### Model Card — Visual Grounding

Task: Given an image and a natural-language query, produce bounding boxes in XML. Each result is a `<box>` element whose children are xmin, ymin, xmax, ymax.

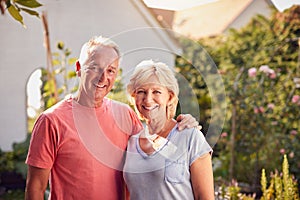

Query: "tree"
<box><xmin>1</xmin><ymin>0</ymin><xmax>42</xmax><ymax>27</ymax></box>
<box><xmin>176</xmin><ymin>5</ymin><xmax>300</xmax><ymax>192</ymax></box>
<box><xmin>211</xmin><ymin>5</ymin><xmax>300</xmax><ymax>190</ymax></box>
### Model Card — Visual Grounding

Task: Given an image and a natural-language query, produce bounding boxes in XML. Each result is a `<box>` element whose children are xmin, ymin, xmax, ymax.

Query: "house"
<box><xmin>150</xmin><ymin>0</ymin><xmax>274</xmax><ymax>39</ymax></box>
<box><xmin>0</xmin><ymin>0</ymin><xmax>181</xmax><ymax>151</ymax></box>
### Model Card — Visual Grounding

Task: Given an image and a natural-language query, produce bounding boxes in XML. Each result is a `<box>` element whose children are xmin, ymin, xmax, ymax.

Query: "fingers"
<box><xmin>175</xmin><ymin>114</ymin><xmax>185</xmax><ymax>122</ymax></box>
<box><xmin>197</xmin><ymin>125</ymin><xmax>202</xmax><ymax>131</ymax></box>
<box><xmin>177</xmin><ymin>114</ymin><xmax>199</xmax><ymax>131</ymax></box>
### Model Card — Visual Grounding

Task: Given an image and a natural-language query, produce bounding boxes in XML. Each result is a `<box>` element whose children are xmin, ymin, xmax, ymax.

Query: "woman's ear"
<box><xmin>168</xmin><ymin>92</ymin><xmax>175</xmax><ymax>105</ymax></box>
<box><xmin>76</xmin><ymin>61</ymin><xmax>81</xmax><ymax>76</ymax></box>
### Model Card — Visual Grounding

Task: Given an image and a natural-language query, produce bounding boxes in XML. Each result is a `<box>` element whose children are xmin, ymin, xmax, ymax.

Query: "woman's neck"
<box><xmin>147</xmin><ymin>118</ymin><xmax>177</xmax><ymax>138</ymax></box>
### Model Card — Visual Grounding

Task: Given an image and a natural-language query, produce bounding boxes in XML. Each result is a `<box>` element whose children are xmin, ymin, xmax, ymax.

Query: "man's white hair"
<box><xmin>78</xmin><ymin>36</ymin><xmax>120</xmax><ymax>67</ymax></box>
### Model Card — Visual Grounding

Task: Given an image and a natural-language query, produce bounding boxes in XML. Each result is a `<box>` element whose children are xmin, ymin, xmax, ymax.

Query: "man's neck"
<box><xmin>73</xmin><ymin>95</ymin><xmax>104</xmax><ymax>108</ymax></box>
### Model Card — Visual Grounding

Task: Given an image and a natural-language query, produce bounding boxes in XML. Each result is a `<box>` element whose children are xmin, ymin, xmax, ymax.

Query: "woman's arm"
<box><xmin>190</xmin><ymin>153</ymin><xmax>214</xmax><ymax>200</ymax></box>
<box><xmin>25</xmin><ymin>165</ymin><xmax>51</xmax><ymax>200</ymax></box>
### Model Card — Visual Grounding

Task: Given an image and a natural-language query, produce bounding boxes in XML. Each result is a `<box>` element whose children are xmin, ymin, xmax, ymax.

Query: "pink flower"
<box><xmin>280</xmin><ymin>148</ymin><xmax>285</xmax><ymax>154</ymax></box>
<box><xmin>290</xmin><ymin>130</ymin><xmax>297</xmax><ymax>135</ymax></box>
<box><xmin>267</xmin><ymin>103</ymin><xmax>275</xmax><ymax>109</ymax></box>
<box><xmin>292</xmin><ymin>95</ymin><xmax>300</xmax><ymax>103</ymax></box>
<box><xmin>254</xmin><ymin>106</ymin><xmax>264</xmax><ymax>113</ymax></box>
<box><xmin>259</xmin><ymin>65</ymin><xmax>276</xmax><ymax>78</ymax></box>
<box><xmin>221</xmin><ymin>132</ymin><xmax>228</xmax><ymax>138</ymax></box>
<box><xmin>289</xmin><ymin>152</ymin><xmax>294</xmax><ymax>158</ymax></box>
<box><xmin>259</xmin><ymin>65</ymin><xmax>270</xmax><ymax>73</ymax></box>
<box><xmin>248</xmin><ymin>68</ymin><xmax>257</xmax><ymax>77</ymax></box>
<box><xmin>259</xmin><ymin>106</ymin><xmax>265</xmax><ymax>113</ymax></box>
<box><xmin>269</xmin><ymin>69</ymin><xmax>276</xmax><ymax>79</ymax></box>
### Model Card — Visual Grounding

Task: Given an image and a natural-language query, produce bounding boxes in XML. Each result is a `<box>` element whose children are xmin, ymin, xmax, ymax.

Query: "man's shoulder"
<box><xmin>105</xmin><ymin>98</ymin><xmax>131</xmax><ymax>110</ymax></box>
<box><xmin>43</xmin><ymin>98</ymin><xmax>71</xmax><ymax>116</ymax></box>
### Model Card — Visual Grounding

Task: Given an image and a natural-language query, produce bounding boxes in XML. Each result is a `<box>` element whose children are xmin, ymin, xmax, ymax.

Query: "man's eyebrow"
<box><xmin>107</xmin><ymin>65</ymin><xmax>118</xmax><ymax>70</ymax></box>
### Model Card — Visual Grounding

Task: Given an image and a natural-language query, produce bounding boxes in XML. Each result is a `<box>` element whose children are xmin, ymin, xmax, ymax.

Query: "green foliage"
<box><xmin>175</xmin><ymin>38</ymin><xmax>226</xmax><ymax>146</ymax></box>
<box><xmin>215</xmin><ymin>155</ymin><xmax>299</xmax><ymax>199</ymax></box>
<box><xmin>1</xmin><ymin>0</ymin><xmax>42</xmax><ymax>27</ymax></box>
<box><xmin>0</xmin><ymin>189</ymin><xmax>24</xmax><ymax>200</ymax></box>
<box><xmin>41</xmin><ymin>41</ymin><xmax>77</xmax><ymax>110</ymax></box>
<box><xmin>200</xmin><ymin>5</ymin><xmax>300</xmax><ymax>188</ymax></box>
<box><xmin>107</xmin><ymin>68</ymin><xmax>128</xmax><ymax>104</ymax></box>
<box><xmin>0</xmin><ymin>134</ymin><xmax>30</xmax><ymax>179</ymax></box>
<box><xmin>0</xmin><ymin>150</ymin><xmax>14</xmax><ymax>173</ymax></box>
<box><xmin>260</xmin><ymin>155</ymin><xmax>299</xmax><ymax>200</ymax></box>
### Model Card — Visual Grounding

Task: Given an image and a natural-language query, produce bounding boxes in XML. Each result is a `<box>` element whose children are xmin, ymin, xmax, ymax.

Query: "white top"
<box><xmin>123</xmin><ymin>124</ymin><xmax>212</xmax><ymax>200</ymax></box>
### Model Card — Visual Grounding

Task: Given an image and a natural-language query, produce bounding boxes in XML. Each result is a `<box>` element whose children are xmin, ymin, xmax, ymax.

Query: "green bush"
<box><xmin>261</xmin><ymin>155</ymin><xmax>299</xmax><ymax>200</ymax></box>
<box><xmin>215</xmin><ymin>155</ymin><xmax>299</xmax><ymax>200</ymax></box>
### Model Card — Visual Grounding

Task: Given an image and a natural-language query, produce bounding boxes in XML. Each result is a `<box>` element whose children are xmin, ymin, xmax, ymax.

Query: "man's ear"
<box><xmin>76</xmin><ymin>61</ymin><xmax>81</xmax><ymax>76</ymax></box>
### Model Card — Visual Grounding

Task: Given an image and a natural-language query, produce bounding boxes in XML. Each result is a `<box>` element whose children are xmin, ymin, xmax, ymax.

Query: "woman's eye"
<box><xmin>153</xmin><ymin>90</ymin><xmax>161</xmax><ymax>94</ymax></box>
<box><xmin>136</xmin><ymin>90</ymin><xmax>145</xmax><ymax>94</ymax></box>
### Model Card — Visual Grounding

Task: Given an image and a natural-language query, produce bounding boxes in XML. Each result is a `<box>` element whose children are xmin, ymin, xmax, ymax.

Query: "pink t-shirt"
<box><xmin>26</xmin><ymin>97</ymin><xmax>142</xmax><ymax>200</ymax></box>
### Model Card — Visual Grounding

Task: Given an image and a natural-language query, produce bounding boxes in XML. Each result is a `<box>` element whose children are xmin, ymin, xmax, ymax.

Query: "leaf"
<box><xmin>52</xmin><ymin>59</ymin><xmax>60</xmax><ymax>66</ymax></box>
<box><xmin>46</xmin><ymin>97</ymin><xmax>56</xmax><ymax>108</ymax></box>
<box><xmin>57</xmin><ymin>41</ymin><xmax>64</xmax><ymax>50</ymax></box>
<box><xmin>52</xmin><ymin>52</ymin><xmax>60</xmax><ymax>58</ymax></box>
<box><xmin>65</xmin><ymin>48</ymin><xmax>71</xmax><ymax>56</ymax></box>
<box><xmin>68</xmin><ymin>57</ymin><xmax>77</xmax><ymax>65</ymax></box>
<box><xmin>7</xmin><ymin>4</ymin><xmax>24</xmax><ymax>26</ymax></box>
<box><xmin>20</xmin><ymin>7</ymin><xmax>39</xmax><ymax>17</ymax></box>
<box><xmin>15</xmin><ymin>0</ymin><xmax>42</xmax><ymax>8</ymax></box>
<box><xmin>57</xmin><ymin>87</ymin><xmax>64</xmax><ymax>95</ymax></box>
<box><xmin>68</xmin><ymin>71</ymin><xmax>76</xmax><ymax>78</ymax></box>
<box><xmin>54</xmin><ymin>68</ymin><xmax>63</xmax><ymax>74</ymax></box>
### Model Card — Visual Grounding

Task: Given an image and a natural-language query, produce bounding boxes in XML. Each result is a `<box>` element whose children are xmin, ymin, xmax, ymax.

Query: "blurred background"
<box><xmin>0</xmin><ymin>0</ymin><xmax>299</xmax><ymax>199</ymax></box>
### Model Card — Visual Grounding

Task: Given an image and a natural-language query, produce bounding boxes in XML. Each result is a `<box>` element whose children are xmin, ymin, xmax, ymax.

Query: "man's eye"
<box><xmin>86</xmin><ymin>67</ymin><xmax>97</xmax><ymax>71</ymax></box>
<box><xmin>153</xmin><ymin>90</ymin><xmax>161</xmax><ymax>94</ymax></box>
<box><xmin>108</xmin><ymin>69</ymin><xmax>116</xmax><ymax>74</ymax></box>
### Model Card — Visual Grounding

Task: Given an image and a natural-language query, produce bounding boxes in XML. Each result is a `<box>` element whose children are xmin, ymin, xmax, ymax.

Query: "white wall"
<box><xmin>225</xmin><ymin>0</ymin><xmax>272</xmax><ymax>31</ymax></box>
<box><xmin>0</xmin><ymin>0</ymin><xmax>179</xmax><ymax>151</ymax></box>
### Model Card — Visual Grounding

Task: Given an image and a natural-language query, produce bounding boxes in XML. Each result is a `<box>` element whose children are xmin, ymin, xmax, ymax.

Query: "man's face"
<box><xmin>79</xmin><ymin>46</ymin><xmax>119</xmax><ymax>106</ymax></box>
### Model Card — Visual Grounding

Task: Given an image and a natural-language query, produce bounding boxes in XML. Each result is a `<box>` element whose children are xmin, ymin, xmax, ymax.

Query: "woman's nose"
<box><xmin>144</xmin><ymin>92</ymin><xmax>153</xmax><ymax>103</ymax></box>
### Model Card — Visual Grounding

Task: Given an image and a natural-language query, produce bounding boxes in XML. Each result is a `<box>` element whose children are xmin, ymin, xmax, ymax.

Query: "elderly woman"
<box><xmin>123</xmin><ymin>60</ymin><xmax>214</xmax><ymax>200</ymax></box>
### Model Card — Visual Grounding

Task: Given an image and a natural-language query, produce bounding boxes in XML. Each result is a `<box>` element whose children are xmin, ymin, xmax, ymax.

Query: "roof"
<box><xmin>145</xmin><ymin>0</ymin><xmax>275</xmax><ymax>39</ymax></box>
<box><xmin>130</xmin><ymin>0</ymin><xmax>182</xmax><ymax>55</ymax></box>
<box><xmin>172</xmin><ymin>0</ymin><xmax>254</xmax><ymax>38</ymax></box>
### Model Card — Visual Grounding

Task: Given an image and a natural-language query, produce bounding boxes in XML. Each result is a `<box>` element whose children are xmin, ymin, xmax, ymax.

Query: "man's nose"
<box><xmin>99</xmin><ymin>71</ymin><xmax>106</xmax><ymax>81</ymax></box>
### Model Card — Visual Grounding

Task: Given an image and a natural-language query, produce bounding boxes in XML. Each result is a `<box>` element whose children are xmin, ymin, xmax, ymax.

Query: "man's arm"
<box><xmin>25</xmin><ymin>165</ymin><xmax>51</xmax><ymax>200</ymax></box>
<box><xmin>176</xmin><ymin>114</ymin><xmax>201</xmax><ymax>131</ymax></box>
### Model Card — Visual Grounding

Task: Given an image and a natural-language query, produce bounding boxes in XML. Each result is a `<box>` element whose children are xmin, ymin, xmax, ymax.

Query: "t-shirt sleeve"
<box><xmin>128</xmin><ymin>108</ymin><xmax>143</xmax><ymax>135</ymax></box>
<box><xmin>110</xmin><ymin>101</ymin><xmax>143</xmax><ymax>136</ymax></box>
<box><xmin>25</xmin><ymin>114</ymin><xmax>58</xmax><ymax>169</ymax></box>
<box><xmin>188</xmin><ymin>128</ymin><xmax>213</xmax><ymax>166</ymax></box>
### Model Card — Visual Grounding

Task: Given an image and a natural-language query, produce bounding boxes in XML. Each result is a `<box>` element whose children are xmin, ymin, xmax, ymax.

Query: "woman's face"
<box><xmin>134</xmin><ymin>76</ymin><xmax>172</xmax><ymax>122</ymax></box>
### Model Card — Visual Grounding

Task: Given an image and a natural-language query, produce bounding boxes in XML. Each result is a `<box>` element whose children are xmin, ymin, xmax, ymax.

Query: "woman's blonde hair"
<box><xmin>127</xmin><ymin>60</ymin><xmax>179</xmax><ymax>119</ymax></box>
